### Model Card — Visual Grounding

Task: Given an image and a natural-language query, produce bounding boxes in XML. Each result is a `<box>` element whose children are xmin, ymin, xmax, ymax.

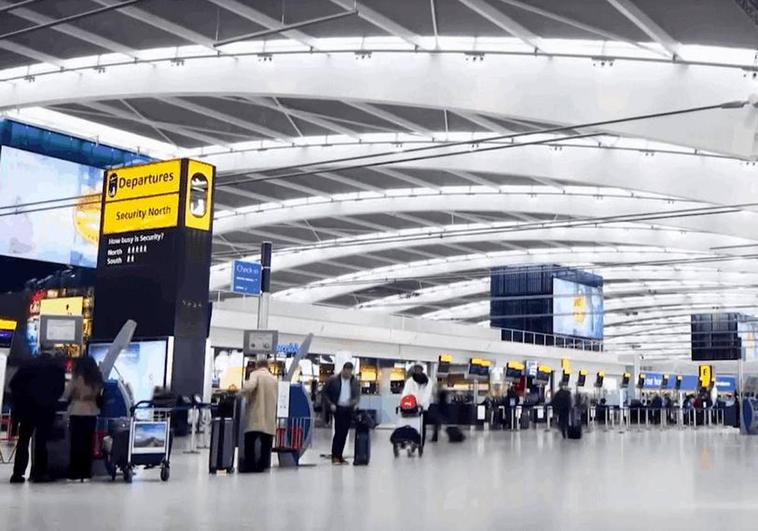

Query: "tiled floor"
<box><xmin>2</xmin><ymin>426</ymin><xmax>758</xmax><ymax>530</ymax></box>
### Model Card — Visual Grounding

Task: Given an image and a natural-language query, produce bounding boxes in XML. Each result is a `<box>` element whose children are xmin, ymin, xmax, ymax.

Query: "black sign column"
<box><xmin>92</xmin><ymin>158</ymin><xmax>216</xmax><ymax>396</ymax></box>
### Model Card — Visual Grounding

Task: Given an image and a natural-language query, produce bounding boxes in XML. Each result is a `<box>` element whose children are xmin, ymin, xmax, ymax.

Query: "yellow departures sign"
<box><xmin>102</xmin><ymin>160</ymin><xmax>182</xmax><ymax>235</ymax></box>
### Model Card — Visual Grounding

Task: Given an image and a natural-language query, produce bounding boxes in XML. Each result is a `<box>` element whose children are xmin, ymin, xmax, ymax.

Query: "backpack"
<box><xmin>400</xmin><ymin>394</ymin><xmax>418</xmax><ymax>411</ymax></box>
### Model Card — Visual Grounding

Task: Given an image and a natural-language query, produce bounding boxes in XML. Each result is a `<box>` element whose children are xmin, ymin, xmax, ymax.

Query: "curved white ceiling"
<box><xmin>2</xmin><ymin>2</ymin><xmax>757</xmax><ymax>361</ymax></box>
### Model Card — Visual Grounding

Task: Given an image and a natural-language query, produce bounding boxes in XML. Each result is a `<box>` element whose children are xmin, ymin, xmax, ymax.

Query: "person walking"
<box><xmin>64</xmin><ymin>357</ymin><xmax>103</xmax><ymax>481</ymax></box>
<box><xmin>323</xmin><ymin>362</ymin><xmax>360</xmax><ymax>464</ymax></box>
<box><xmin>551</xmin><ymin>384</ymin><xmax>573</xmax><ymax>439</ymax></box>
<box><xmin>9</xmin><ymin>350</ymin><xmax>65</xmax><ymax>483</ymax></box>
<box><xmin>241</xmin><ymin>359</ymin><xmax>278</xmax><ymax>472</ymax></box>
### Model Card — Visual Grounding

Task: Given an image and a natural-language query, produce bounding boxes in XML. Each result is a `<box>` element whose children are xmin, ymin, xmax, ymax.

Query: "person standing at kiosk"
<box><xmin>241</xmin><ymin>359</ymin><xmax>278</xmax><ymax>473</ymax></box>
<box><xmin>64</xmin><ymin>357</ymin><xmax>103</xmax><ymax>481</ymax></box>
<box><xmin>9</xmin><ymin>350</ymin><xmax>65</xmax><ymax>483</ymax></box>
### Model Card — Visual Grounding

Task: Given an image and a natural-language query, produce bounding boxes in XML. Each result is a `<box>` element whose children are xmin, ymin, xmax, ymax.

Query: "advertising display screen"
<box><xmin>0</xmin><ymin>146</ymin><xmax>102</xmax><ymax>267</ymax></box>
<box><xmin>738</xmin><ymin>319</ymin><xmax>758</xmax><ymax>361</ymax></box>
<box><xmin>88</xmin><ymin>339</ymin><xmax>168</xmax><ymax>405</ymax></box>
<box><xmin>552</xmin><ymin>278</ymin><xmax>603</xmax><ymax>339</ymax></box>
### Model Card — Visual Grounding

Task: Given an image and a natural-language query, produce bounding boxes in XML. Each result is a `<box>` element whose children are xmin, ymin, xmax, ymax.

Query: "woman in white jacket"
<box><xmin>401</xmin><ymin>365</ymin><xmax>433</xmax><ymax>444</ymax></box>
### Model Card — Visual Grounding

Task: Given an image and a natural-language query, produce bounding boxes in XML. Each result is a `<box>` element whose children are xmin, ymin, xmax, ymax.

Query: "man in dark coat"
<box><xmin>9</xmin><ymin>351</ymin><xmax>65</xmax><ymax>483</ymax></box>
<box><xmin>551</xmin><ymin>384</ymin><xmax>573</xmax><ymax>439</ymax></box>
<box><xmin>323</xmin><ymin>362</ymin><xmax>360</xmax><ymax>464</ymax></box>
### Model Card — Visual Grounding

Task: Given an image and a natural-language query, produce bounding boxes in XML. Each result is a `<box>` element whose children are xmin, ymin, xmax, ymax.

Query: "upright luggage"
<box><xmin>567</xmin><ymin>407</ymin><xmax>582</xmax><ymax>439</ymax></box>
<box><xmin>353</xmin><ymin>410</ymin><xmax>374</xmax><ymax>466</ymax></box>
<box><xmin>353</xmin><ymin>429</ymin><xmax>371</xmax><ymax>465</ymax></box>
<box><xmin>209</xmin><ymin>417</ymin><xmax>235</xmax><ymax>474</ymax></box>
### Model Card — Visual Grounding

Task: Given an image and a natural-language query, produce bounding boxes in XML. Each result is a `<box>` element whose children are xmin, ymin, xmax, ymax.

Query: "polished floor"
<box><xmin>2</xmin><ymin>425</ymin><xmax>758</xmax><ymax>530</ymax></box>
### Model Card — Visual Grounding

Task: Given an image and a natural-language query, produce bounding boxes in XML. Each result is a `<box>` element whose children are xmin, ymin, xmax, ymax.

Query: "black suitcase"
<box><xmin>353</xmin><ymin>429</ymin><xmax>370</xmax><ymax>466</ymax></box>
<box><xmin>567</xmin><ymin>407</ymin><xmax>582</xmax><ymax>439</ymax></box>
<box><xmin>209</xmin><ymin>418</ymin><xmax>235</xmax><ymax>474</ymax></box>
<box><xmin>446</xmin><ymin>426</ymin><xmax>465</xmax><ymax>443</ymax></box>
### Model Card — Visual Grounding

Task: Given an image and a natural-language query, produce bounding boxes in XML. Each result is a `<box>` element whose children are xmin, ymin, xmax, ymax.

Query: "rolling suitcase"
<box><xmin>446</xmin><ymin>426</ymin><xmax>465</xmax><ymax>443</ymax></box>
<box><xmin>209</xmin><ymin>418</ymin><xmax>235</xmax><ymax>474</ymax></box>
<box><xmin>353</xmin><ymin>429</ymin><xmax>370</xmax><ymax>466</ymax></box>
<box><xmin>567</xmin><ymin>407</ymin><xmax>582</xmax><ymax>440</ymax></box>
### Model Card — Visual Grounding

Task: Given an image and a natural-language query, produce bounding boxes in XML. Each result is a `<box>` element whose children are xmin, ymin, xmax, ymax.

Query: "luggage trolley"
<box><xmin>390</xmin><ymin>395</ymin><xmax>424</xmax><ymax>458</ymax></box>
<box><xmin>103</xmin><ymin>400</ymin><xmax>173</xmax><ymax>483</ymax></box>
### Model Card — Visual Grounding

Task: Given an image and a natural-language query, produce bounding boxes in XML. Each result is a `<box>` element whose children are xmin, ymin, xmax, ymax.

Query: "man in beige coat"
<box><xmin>242</xmin><ymin>359</ymin><xmax>278</xmax><ymax>472</ymax></box>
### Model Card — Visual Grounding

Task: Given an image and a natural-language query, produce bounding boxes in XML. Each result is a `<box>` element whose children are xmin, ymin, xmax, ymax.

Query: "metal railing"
<box><xmin>489</xmin><ymin>405</ymin><xmax>733</xmax><ymax>433</ymax></box>
<box><xmin>499</xmin><ymin>328</ymin><xmax>604</xmax><ymax>352</ymax></box>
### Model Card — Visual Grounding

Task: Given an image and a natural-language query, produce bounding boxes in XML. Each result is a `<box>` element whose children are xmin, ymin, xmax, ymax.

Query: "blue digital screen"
<box><xmin>552</xmin><ymin>278</ymin><xmax>604</xmax><ymax>339</ymax></box>
<box><xmin>0</xmin><ymin>146</ymin><xmax>102</xmax><ymax>267</ymax></box>
<box><xmin>88</xmin><ymin>340</ymin><xmax>167</xmax><ymax>406</ymax></box>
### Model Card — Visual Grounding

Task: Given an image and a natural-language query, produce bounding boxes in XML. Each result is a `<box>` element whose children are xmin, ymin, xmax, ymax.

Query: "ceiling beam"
<box><xmin>80</xmin><ymin>101</ymin><xmax>231</xmax><ymax>147</ymax></box>
<box><xmin>497</xmin><ymin>0</ymin><xmax>669</xmax><ymax>58</ymax></box>
<box><xmin>329</xmin><ymin>0</ymin><xmax>431</xmax><ymax>50</ymax></box>
<box><xmin>158</xmin><ymin>97</ymin><xmax>288</xmax><ymax>139</ymax></box>
<box><xmin>453</xmin><ymin>111</ymin><xmax>513</xmax><ymax>134</ymax></box>
<box><xmin>92</xmin><ymin>0</ymin><xmax>218</xmax><ymax>51</ymax></box>
<box><xmin>345</xmin><ymin>101</ymin><xmax>433</xmax><ymax>135</ymax></box>
<box><xmin>241</xmin><ymin>97</ymin><xmax>358</xmax><ymax>137</ymax></box>
<box><xmin>0</xmin><ymin>40</ymin><xmax>64</xmax><ymax>66</ymax></box>
<box><xmin>0</xmin><ymin>0</ymin><xmax>137</xmax><ymax>57</ymax></box>
<box><xmin>607</xmin><ymin>0</ymin><xmax>680</xmax><ymax>58</ymax></box>
<box><xmin>369</xmin><ymin>167</ymin><xmax>441</xmax><ymax>190</ymax></box>
<box><xmin>205</xmin><ymin>0</ymin><xmax>321</xmax><ymax>49</ymax></box>
<box><xmin>459</xmin><ymin>0</ymin><xmax>541</xmax><ymax>50</ymax></box>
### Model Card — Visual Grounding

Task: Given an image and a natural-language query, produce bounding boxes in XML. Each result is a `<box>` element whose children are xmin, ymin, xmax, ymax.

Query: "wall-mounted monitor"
<box><xmin>561</xmin><ymin>370</ymin><xmax>570</xmax><ymax>385</ymax></box>
<box><xmin>595</xmin><ymin>371</ymin><xmax>605</xmax><ymax>388</ymax></box>
<box><xmin>0</xmin><ymin>318</ymin><xmax>16</xmax><ymax>349</ymax></box>
<box><xmin>553</xmin><ymin>278</ymin><xmax>603</xmax><ymax>339</ymax></box>
<box><xmin>438</xmin><ymin>353</ymin><xmax>453</xmax><ymax>375</ymax></box>
<box><xmin>468</xmin><ymin>358</ymin><xmax>491</xmax><ymax>379</ymax></box>
<box><xmin>88</xmin><ymin>339</ymin><xmax>168</xmax><ymax>406</ymax></box>
<box><xmin>505</xmin><ymin>361</ymin><xmax>524</xmax><ymax>380</ymax></box>
<box><xmin>577</xmin><ymin>370</ymin><xmax>587</xmax><ymax>387</ymax></box>
<box><xmin>621</xmin><ymin>372</ymin><xmax>631</xmax><ymax>388</ymax></box>
<box><xmin>535</xmin><ymin>365</ymin><xmax>551</xmax><ymax>384</ymax></box>
<box><xmin>39</xmin><ymin>314</ymin><xmax>83</xmax><ymax>348</ymax></box>
<box><xmin>0</xmin><ymin>146</ymin><xmax>102</xmax><ymax>267</ymax></box>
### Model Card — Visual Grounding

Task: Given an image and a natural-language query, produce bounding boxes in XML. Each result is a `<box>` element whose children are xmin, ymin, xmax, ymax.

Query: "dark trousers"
<box><xmin>244</xmin><ymin>431</ymin><xmax>273</xmax><ymax>473</ymax></box>
<box><xmin>13</xmin><ymin>410</ymin><xmax>54</xmax><ymax>479</ymax></box>
<box><xmin>332</xmin><ymin>407</ymin><xmax>352</xmax><ymax>459</ymax></box>
<box><xmin>558</xmin><ymin>413</ymin><xmax>569</xmax><ymax>439</ymax></box>
<box><xmin>69</xmin><ymin>416</ymin><xmax>97</xmax><ymax>480</ymax></box>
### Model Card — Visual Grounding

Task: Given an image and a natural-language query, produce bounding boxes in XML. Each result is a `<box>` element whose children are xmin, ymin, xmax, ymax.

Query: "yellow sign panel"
<box><xmin>439</xmin><ymin>353</ymin><xmax>453</xmax><ymax>363</ymax></box>
<box><xmin>184</xmin><ymin>160</ymin><xmax>214</xmax><ymax>231</ymax></box>
<box><xmin>103</xmin><ymin>194</ymin><xmax>180</xmax><ymax>235</ymax></box>
<box><xmin>0</xmin><ymin>319</ymin><xmax>17</xmax><ymax>330</ymax></box>
<box><xmin>40</xmin><ymin>297</ymin><xmax>83</xmax><ymax>316</ymax></box>
<box><xmin>104</xmin><ymin>160</ymin><xmax>182</xmax><ymax>203</ymax></box>
<box><xmin>538</xmin><ymin>365</ymin><xmax>552</xmax><ymax>374</ymax></box>
<box><xmin>699</xmin><ymin>365</ymin><xmax>713</xmax><ymax>389</ymax></box>
<box><xmin>507</xmin><ymin>361</ymin><xmax>525</xmax><ymax>371</ymax></box>
<box><xmin>561</xmin><ymin>358</ymin><xmax>570</xmax><ymax>372</ymax></box>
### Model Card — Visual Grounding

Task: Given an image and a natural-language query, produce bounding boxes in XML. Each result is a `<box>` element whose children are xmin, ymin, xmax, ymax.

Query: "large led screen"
<box><xmin>553</xmin><ymin>278</ymin><xmax>603</xmax><ymax>339</ymax></box>
<box><xmin>0</xmin><ymin>146</ymin><xmax>102</xmax><ymax>267</ymax></box>
<box><xmin>738</xmin><ymin>319</ymin><xmax>758</xmax><ymax>361</ymax></box>
<box><xmin>88</xmin><ymin>339</ymin><xmax>168</xmax><ymax>406</ymax></box>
